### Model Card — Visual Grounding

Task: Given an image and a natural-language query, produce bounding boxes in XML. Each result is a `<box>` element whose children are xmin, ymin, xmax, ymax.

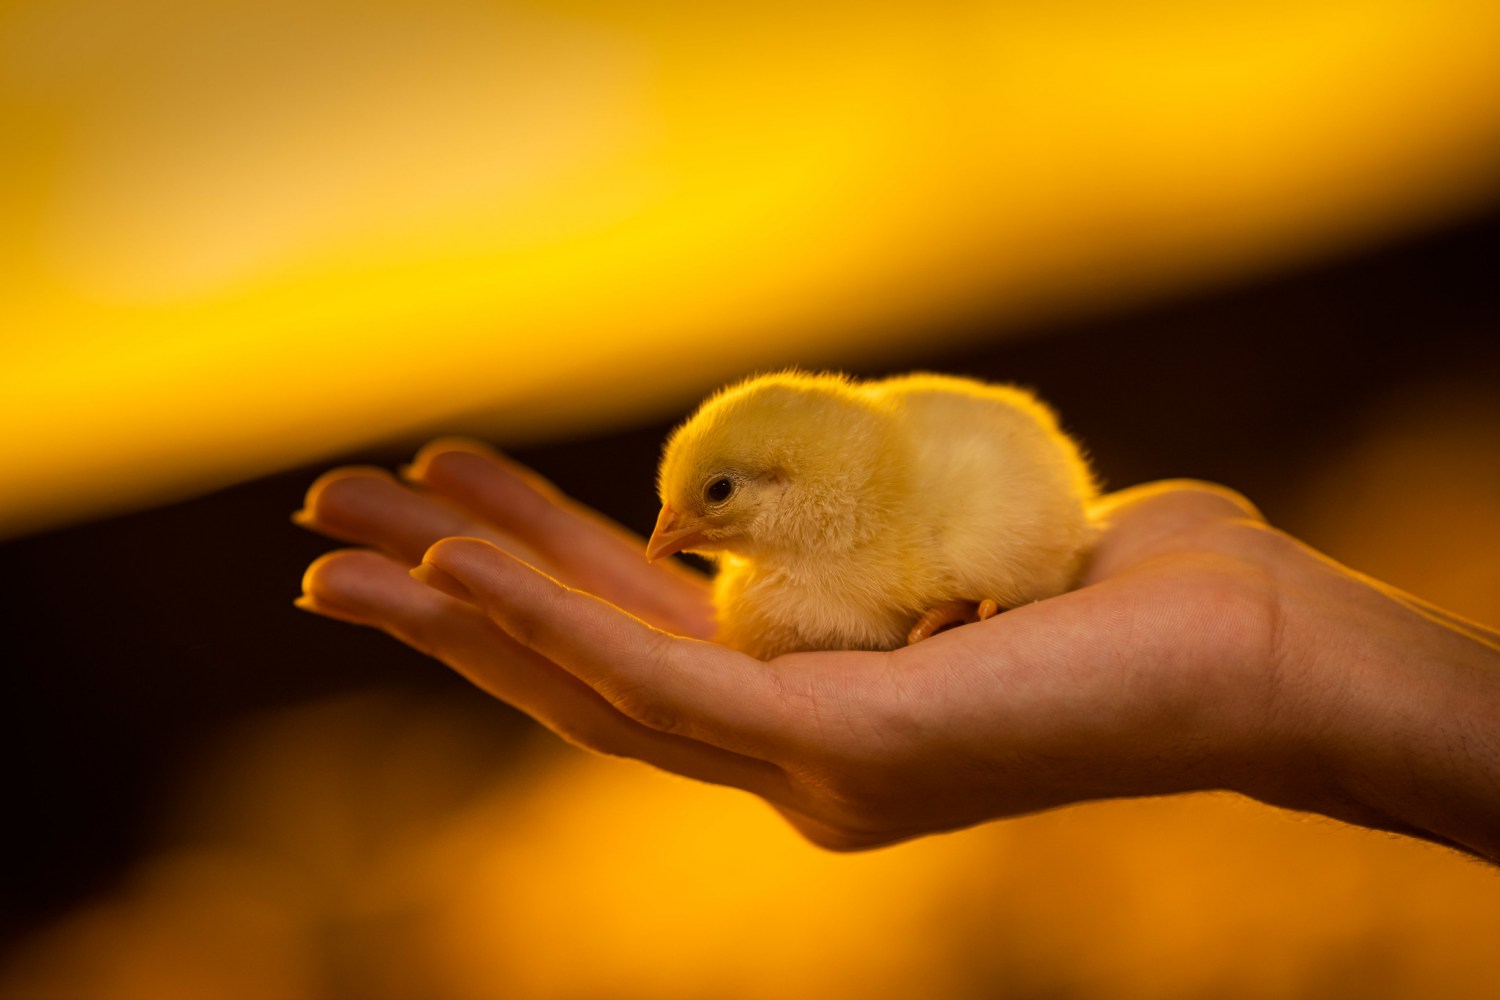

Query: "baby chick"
<box><xmin>647</xmin><ymin>371</ymin><xmax>1097</xmax><ymax>659</ymax></box>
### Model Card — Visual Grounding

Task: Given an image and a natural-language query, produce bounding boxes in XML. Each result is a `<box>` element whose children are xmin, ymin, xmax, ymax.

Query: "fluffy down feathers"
<box><xmin>649</xmin><ymin>371</ymin><xmax>1097</xmax><ymax>659</ymax></box>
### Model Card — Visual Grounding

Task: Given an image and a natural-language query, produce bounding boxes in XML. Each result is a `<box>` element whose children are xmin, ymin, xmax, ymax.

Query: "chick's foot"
<box><xmin>907</xmin><ymin>599</ymin><xmax>1002</xmax><ymax>644</ymax></box>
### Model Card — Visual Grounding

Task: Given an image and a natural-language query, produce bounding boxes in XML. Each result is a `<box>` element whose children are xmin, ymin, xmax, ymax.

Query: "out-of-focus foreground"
<box><xmin>3</xmin><ymin>1</ymin><xmax>1499</xmax><ymax>997</ymax></box>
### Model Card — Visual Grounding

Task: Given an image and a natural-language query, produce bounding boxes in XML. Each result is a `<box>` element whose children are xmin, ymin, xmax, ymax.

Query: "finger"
<box><xmin>1090</xmin><ymin>479</ymin><xmax>1264</xmax><ymax>526</ymax></box>
<box><xmin>1084</xmin><ymin>479</ymin><xmax>1268</xmax><ymax>583</ymax></box>
<box><xmin>403</xmin><ymin>439</ymin><xmax>714</xmax><ymax>638</ymax></box>
<box><xmin>421</xmin><ymin>536</ymin><xmax>793</xmax><ymax>759</ymax></box>
<box><xmin>294</xmin><ymin>466</ymin><xmax>545</xmax><ymax>568</ymax></box>
<box><xmin>298</xmin><ymin>549</ymin><xmax>793</xmax><ymax>801</ymax></box>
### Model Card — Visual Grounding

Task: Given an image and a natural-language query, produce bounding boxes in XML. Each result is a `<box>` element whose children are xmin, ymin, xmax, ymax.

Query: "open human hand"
<box><xmin>297</xmin><ymin>439</ymin><xmax>1500</xmax><ymax>858</ymax></box>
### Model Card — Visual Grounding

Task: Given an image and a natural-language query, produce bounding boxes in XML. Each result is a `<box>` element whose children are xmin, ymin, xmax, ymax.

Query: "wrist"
<box><xmin>1254</xmin><ymin>550</ymin><xmax>1500</xmax><ymax>862</ymax></box>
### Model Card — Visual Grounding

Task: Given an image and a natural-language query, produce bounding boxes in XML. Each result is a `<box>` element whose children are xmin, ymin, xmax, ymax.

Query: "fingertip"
<box><xmin>410</xmin><ymin>562</ymin><xmax>476</xmax><ymax>604</ymax></box>
<box><xmin>422</xmin><ymin>537</ymin><xmax>562</xmax><ymax>629</ymax></box>
<box><xmin>298</xmin><ymin>551</ymin><xmax>379</xmax><ymax>623</ymax></box>
<box><xmin>303</xmin><ymin>465</ymin><xmax>398</xmax><ymax>500</ymax></box>
<box><xmin>420</xmin><ymin>536</ymin><xmax>509</xmax><ymax>593</ymax></box>
<box><xmin>299</xmin><ymin>465</ymin><xmax>400</xmax><ymax>525</ymax></box>
<box><xmin>1093</xmin><ymin>479</ymin><xmax>1264</xmax><ymax>525</ymax></box>
<box><xmin>293</xmin><ymin>593</ymin><xmax>370</xmax><ymax>626</ymax></box>
<box><xmin>300</xmin><ymin>548</ymin><xmax>408</xmax><ymax>617</ymax></box>
<box><xmin>300</xmin><ymin>548</ymin><xmax>357</xmax><ymax>596</ymax></box>
<box><xmin>405</xmin><ymin>437</ymin><xmax>500</xmax><ymax>483</ymax></box>
<box><xmin>422</xmin><ymin>534</ymin><xmax>504</xmax><ymax>568</ymax></box>
<box><xmin>407</xmin><ymin>441</ymin><xmax>564</xmax><ymax>522</ymax></box>
<box><xmin>424</xmin><ymin>434</ymin><xmax>499</xmax><ymax>457</ymax></box>
<box><xmin>1145</xmin><ymin>479</ymin><xmax>1263</xmax><ymax>520</ymax></box>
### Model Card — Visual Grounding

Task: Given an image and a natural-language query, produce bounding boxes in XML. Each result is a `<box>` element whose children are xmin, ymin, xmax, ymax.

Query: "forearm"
<box><xmin>1269</xmin><ymin>555</ymin><xmax>1500</xmax><ymax>864</ymax></box>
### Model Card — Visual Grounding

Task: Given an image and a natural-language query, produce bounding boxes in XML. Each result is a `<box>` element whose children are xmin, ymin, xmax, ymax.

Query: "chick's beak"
<box><xmin>646</xmin><ymin>504</ymin><xmax>708</xmax><ymax>562</ymax></box>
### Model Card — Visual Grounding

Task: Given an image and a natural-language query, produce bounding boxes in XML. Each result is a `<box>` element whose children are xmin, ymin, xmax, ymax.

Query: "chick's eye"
<box><xmin>706</xmin><ymin>477</ymin><xmax>734</xmax><ymax>503</ymax></box>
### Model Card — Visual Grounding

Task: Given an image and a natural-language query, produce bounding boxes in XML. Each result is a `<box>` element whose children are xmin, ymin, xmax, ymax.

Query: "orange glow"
<box><xmin>3</xmin><ymin>0</ymin><xmax>1500</xmax><ymax>536</ymax></box>
<box><xmin>7</xmin><ymin>368</ymin><xmax>1500</xmax><ymax>993</ymax></box>
<box><xmin>5</xmin><ymin>690</ymin><xmax>1500</xmax><ymax>999</ymax></box>
<box><xmin>6</xmin><ymin>4</ymin><xmax>1500</xmax><ymax>994</ymax></box>
<box><xmin>9</xmin><ymin>368</ymin><xmax>1500</xmax><ymax>997</ymax></box>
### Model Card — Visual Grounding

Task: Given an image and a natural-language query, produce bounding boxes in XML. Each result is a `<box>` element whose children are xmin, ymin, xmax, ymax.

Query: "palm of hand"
<box><xmin>299</xmin><ymin>439</ymin><xmax>1280</xmax><ymax>849</ymax></box>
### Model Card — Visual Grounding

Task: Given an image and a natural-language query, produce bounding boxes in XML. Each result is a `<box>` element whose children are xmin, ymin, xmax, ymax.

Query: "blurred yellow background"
<box><xmin>3</xmin><ymin>0</ymin><xmax>1500</xmax><ymax>537</ymax></box>
<box><xmin>8</xmin><ymin>686</ymin><xmax>1500</xmax><ymax>1000</ymax></box>
<box><xmin>3</xmin><ymin>0</ymin><xmax>1499</xmax><ymax>997</ymax></box>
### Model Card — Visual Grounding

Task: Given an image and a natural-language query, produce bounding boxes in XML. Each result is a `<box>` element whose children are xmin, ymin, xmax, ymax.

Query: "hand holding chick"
<box><xmin>648</xmin><ymin>372</ymin><xmax>1097</xmax><ymax>658</ymax></box>
<box><xmin>296</xmin><ymin>437</ymin><xmax>1500</xmax><ymax>861</ymax></box>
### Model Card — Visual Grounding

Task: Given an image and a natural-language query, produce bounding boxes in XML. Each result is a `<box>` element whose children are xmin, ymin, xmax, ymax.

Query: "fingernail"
<box><xmin>411</xmin><ymin>562</ymin><xmax>476</xmax><ymax>604</ymax></box>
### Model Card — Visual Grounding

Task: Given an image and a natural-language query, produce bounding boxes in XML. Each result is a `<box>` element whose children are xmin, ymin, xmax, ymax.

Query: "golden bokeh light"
<box><xmin>4</xmin><ymin>2</ymin><xmax>1499</xmax><ymax>996</ymax></box>
<box><xmin>3</xmin><ymin>0</ymin><xmax>1500</xmax><ymax>536</ymax></box>
<box><xmin>5</xmin><ymin>682</ymin><xmax>1500</xmax><ymax>999</ymax></box>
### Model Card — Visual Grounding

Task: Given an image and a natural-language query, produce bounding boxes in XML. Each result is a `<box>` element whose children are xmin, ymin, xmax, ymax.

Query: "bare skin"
<box><xmin>296</xmin><ymin>438</ymin><xmax>1500</xmax><ymax>862</ymax></box>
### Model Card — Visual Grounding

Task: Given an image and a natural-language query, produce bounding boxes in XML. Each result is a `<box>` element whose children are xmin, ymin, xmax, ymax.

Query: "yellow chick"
<box><xmin>647</xmin><ymin>371</ymin><xmax>1098</xmax><ymax>659</ymax></box>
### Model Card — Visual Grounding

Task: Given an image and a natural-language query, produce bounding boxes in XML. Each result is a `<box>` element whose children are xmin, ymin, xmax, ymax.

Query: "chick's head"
<box><xmin>648</xmin><ymin>372</ymin><xmax>893</xmax><ymax>563</ymax></box>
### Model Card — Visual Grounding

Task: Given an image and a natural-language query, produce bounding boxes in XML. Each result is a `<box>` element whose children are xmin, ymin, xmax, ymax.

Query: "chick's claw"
<box><xmin>907</xmin><ymin>599</ymin><xmax>1002</xmax><ymax>644</ymax></box>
